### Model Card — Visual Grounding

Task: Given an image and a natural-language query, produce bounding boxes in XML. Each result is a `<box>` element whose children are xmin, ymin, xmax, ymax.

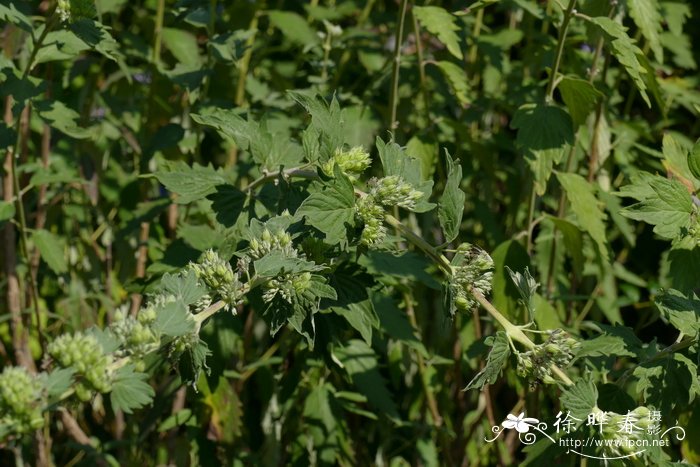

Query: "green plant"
<box><xmin>1</xmin><ymin>0</ymin><xmax>699</xmax><ymax>465</ymax></box>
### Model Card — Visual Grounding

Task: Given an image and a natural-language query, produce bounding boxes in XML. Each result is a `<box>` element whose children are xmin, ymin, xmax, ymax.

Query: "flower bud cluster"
<box><xmin>246</xmin><ymin>229</ymin><xmax>314</xmax><ymax>304</ymax></box>
<box><xmin>262</xmin><ymin>271</ymin><xmax>312</xmax><ymax>303</ymax></box>
<box><xmin>321</xmin><ymin>146</ymin><xmax>371</xmax><ymax>180</ymax></box>
<box><xmin>189</xmin><ymin>249</ymin><xmax>243</xmax><ymax>311</ymax></box>
<box><xmin>111</xmin><ymin>307</ymin><xmax>160</xmax><ymax>361</ymax></box>
<box><xmin>57</xmin><ymin>0</ymin><xmax>96</xmax><ymax>23</ymax></box>
<box><xmin>48</xmin><ymin>332</ymin><xmax>113</xmax><ymax>400</ymax></box>
<box><xmin>355</xmin><ymin>195</ymin><xmax>387</xmax><ymax>246</ymax></box>
<box><xmin>355</xmin><ymin>176</ymin><xmax>423</xmax><ymax>246</ymax></box>
<box><xmin>598</xmin><ymin>406</ymin><xmax>653</xmax><ymax>457</ymax></box>
<box><xmin>516</xmin><ymin>329</ymin><xmax>579</xmax><ymax>386</ymax></box>
<box><xmin>0</xmin><ymin>367</ymin><xmax>45</xmax><ymax>436</ymax></box>
<box><xmin>451</xmin><ymin>243</ymin><xmax>494</xmax><ymax>311</ymax></box>
<box><xmin>248</xmin><ymin>229</ymin><xmax>297</xmax><ymax>260</ymax></box>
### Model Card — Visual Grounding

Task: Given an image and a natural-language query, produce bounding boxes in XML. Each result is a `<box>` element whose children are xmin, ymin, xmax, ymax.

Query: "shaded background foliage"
<box><xmin>1</xmin><ymin>0</ymin><xmax>700</xmax><ymax>465</ymax></box>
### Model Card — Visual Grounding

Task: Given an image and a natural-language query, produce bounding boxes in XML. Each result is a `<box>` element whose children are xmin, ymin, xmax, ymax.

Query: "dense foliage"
<box><xmin>1</xmin><ymin>0</ymin><xmax>700</xmax><ymax>465</ymax></box>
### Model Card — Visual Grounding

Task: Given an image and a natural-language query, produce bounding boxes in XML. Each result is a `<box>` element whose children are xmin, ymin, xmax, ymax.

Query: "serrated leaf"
<box><xmin>253</xmin><ymin>251</ymin><xmax>325</xmax><ymax>277</ymax></box>
<box><xmin>110</xmin><ymin>364</ymin><xmax>155</xmax><ymax>414</ymax></box>
<box><xmin>558</xmin><ymin>76</ymin><xmax>603</xmax><ymax>127</ymax></box>
<box><xmin>376</xmin><ymin>137</ymin><xmax>435</xmax><ymax>212</ymax></box>
<box><xmin>152</xmin><ymin>160</ymin><xmax>228</xmax><ymax>204</ymax></box>
<box><xmin>295</xmin><ymin>167</ymin><xmax>355</xmax><ymax>245</ymax></box>
<box><xmin>589</xmin><ymin>16</ymin><xmax>650</xmax><ymax>107</ymax></box>
<box><xmin>268</xmin><ymin>10</ymin><xmax>319</xmax><ymax>47</ymax></box>
<box><xmin>561</xmin><ymin>375</ymin><xmax>598</xmax><ymax>420</ymax></box>
<box><xmin>433</xmin><ymin>61</ymin><xmax>469</xmax><ymax>105</ymax></box>
<box><xmin>35</xmin><ymin>100</ymin><xmax>92</xmax><ymax>139</ymax></box>
<box><xmin>655</xmin><ymin>289</ymin><xmax>700</xmax><ymax>337</ymax></box>
<box><xmin>33</xmin><ymin>229</ymin><xmax>67</xmax><ymax>274</ymax></box>
<box><xmin>618</xmin><ymin>173</ymin><xmax>693</xmax><ymax>240</ymax></box>
<box><xmin>179</xmin><ymin>338</ymin><xmax>211</xmax><ymax>386</ymax></box>
<box><xmin>465</xmin><ymin>332</ymin><xmax>511</xmax><ymax>390</ymax></box>
<box><xmin>634</xmin><ymin>353</ymin><xmax>699</xmax><ymax>414</ymax></box>
<box><xmin>556</xmin><ymin>172</ymin><xmax>609</xmax><ymax>261</ymax></box>
<box><xmin>627</xmin><ymin>0</ymin><xmax>663</xmax><ymax>63</ymax></box>
<box><xmin>438</xmin><ymin>152</ymin><xmax>465</xmax><ymax>243</ymax></box>
<box><xmin>511</xmin><ymin>104</ymin><xmax>574</xmax><ymax>195</ymax></box>
<box><xmin>158</xmin><ymin>270</ymin><xmax>207</xmax><ymax>306</ymax></box>
<box><xmin>334</xmin><ymin>339</ymin><xmax>399</xmax><ymax>418</ymax></box>
<box><xmin>413</xmin><ymin>6</ymin><xmax>463</xmax><ymax>59</ymax></box>
<box><xmin>45</xmin><ymin>368</ymin><xmax>75</xmax><ymax>398</ymax></box>
<box><xmin>0</xmin><ymin>2</ymin><xmax>33</xmax><ymax>32</ymax></box>
<box><xmin>153</xmin><ymin>301</ymin><xmax>195</xmax><ymax>337</ymax></box>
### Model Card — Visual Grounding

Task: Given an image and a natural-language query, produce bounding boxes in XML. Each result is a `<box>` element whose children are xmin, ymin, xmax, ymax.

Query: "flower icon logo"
<box><xmin>502</xmin><ymin>412</ymin><xmax>539</xmax><ymax>433</ymax></box>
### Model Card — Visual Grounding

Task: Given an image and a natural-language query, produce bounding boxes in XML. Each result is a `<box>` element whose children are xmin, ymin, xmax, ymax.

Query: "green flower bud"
<box><xmin>0</xmin><ymin>367</ymin><xmax>46</xmax><ymax>437</ymax></box>
<box><xmin>322</xmin><ymin>146</ymin><xmax>372</xmax><ymax>179</ymax></box>
<box><xmin>48</xmin><ymin>332</ymin><xmax>113</xmax><ymax>396</ymax></box>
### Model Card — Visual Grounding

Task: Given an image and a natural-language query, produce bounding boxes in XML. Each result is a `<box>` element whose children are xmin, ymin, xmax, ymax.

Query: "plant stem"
<box><xmin>235</xmin><ymin>12</ymin><xmax>260</xmax><ymax>107</ymax></box>
<box><xmin>389</xmin><ymin>0</ymin><xmax>409</xmax><ymax>132</ymax></box>
<box><xmin>544</xmin><ymin>0</ymin><xmax>577</xmax><ymax>104</ymax></box>
<box><xmin>152</xmin><ymin>0</ymin><xmax>165</xmax><ymax>65</ymax></box>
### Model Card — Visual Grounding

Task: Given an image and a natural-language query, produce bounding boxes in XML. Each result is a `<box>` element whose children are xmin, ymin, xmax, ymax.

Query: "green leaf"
<box><xmin>465</xmin><ymin>332</ymin><xmax>511</xmax><ymax>390</ymax></box>
<box><xmin>546</xmin><ymin>216</ymin><xmax>584</xmax><ymax>274</ymax></box>
<box><xmin>153</xmin><ymin>301</ymin><xmax>196</xmax><ymax>337</ymax></box>
<box><xmin>666</xmin><ymin>236</ymin><xmax>700</xmax><ymax>294</ymax></box>
<box><xmin>618</xmin><ymin>173</ymin><xmax>693</xmax><ymax>240</ymax></box>
<box><xmin>438</xmin><ymin>152</ymin><xmax>465</xmax><ymax>243</ymax></box>
<box><xmin>333</xmin><ymin>340</ymin><xmax>399</xmax><ymax>418</ymax></box>
<box><xmin>253</xmin><ymin>251</ymin><xmax>325</xmax><ymax>277</ymax></box>
<box><xmin>627</xmin><ymin>0</ymin><xmax>663</xmax><ymax>63</ymax></box>
<box><xmin>662</xmin><ymin>134</ymin><xmax>698</xmax><ymax>189</ymax></box>
<box><xmin>557</xmin><ymin>76</ymin><xmax>603</xmax><ymax>127</ymax></box>
<box><xmin>268</xmin><ymin>10</ymin><xmax>319</xmax><ymax>47</ymax></box>
<box><xmin>577</xmin><ymin>334</ymin><xmax>636</xmax><ymax>358</ymax></box>
<box><xmin>505</xmin><ymin>267</ymin><xmax>538</xmax><ymax>321</ymax></box>
<box><xmin>158</xmin><ymin>270</ymin><xmax>208</xmax><ymax>306</ymax></box>
<box><xmin>0</xmin><ymin>2</ymin><xmax>33</xmax><ymax>32</ymax></box>
<box><xmin>433</xmin><ymin>61</ymin><xmax>469</xmax><ymax>105</ymax></box>
<box><xmin>157</xmin><ymin>409</ymin><xmax>196</xmax><ymax>432</ymax></box>
<box><xmin>295</xmin><ymin>167</ymin><xmax>355</xmax><ymax>245</ymax></box>
<box><xmin>161</xmin><ymin>28</ymin><xmax>202</xmax><ymax>67</ymax></box>
<box><xmin>634</xmin><ymin>353</ymin><xmax>699</xmax><ymax>414</ymax></box>
<box><xmin>179</xmin><ymin>338</ymin><xmax>211</xmax><ymax>386</ymax></box>
<box><xmin>655</xmin><ymin>289</ymin><xmax>700</xmax><ymax>337</ymax></box>
<box><xmin>561</xmin><ymin>375</ymin><xmax>598</xmax><ymax>420</ymax></box>
<box><xmin>110</xmin><ymin>364</ymin><xmax>155</xmax><ymax>414</ymax></box>
<box><xmin>45</xmin><ymin>368</ymin><xmax>76</xmax><ymax>398</ymax></box>
<box><xmin>376</xmin><ymin>137</ymin><xmax>435</xmax><ymax>212</ymax></box>
<box><xmin>152</xmin><ymin>160</ymin><xmax>228</xmax><ymax>204</ymax></box>
<box><xmin>34</xmin><ymin>30</ymin><xmax>90</xmax><ymax>64</ymax></box>
<box><xmin>511</xmin><ymin>104</ymin><xmax>574</xmax><ymax>195</ymax></box>
<box><xmin>359</xmin><ymin>250</ymin><xmax>441</xmax><ymax>289</ymax></box>
<box><xmin>688</xmin><ymin>137</ymin><xmax>700</xmax><ymax>181</ymax></box>
<box><xmin>33</xmin><ymin>229</ymin><xmax>67</xmax><ymax>274</ymax></box>
<box><xmin>413</xmin><ymin>6</ymin><xmax>463</xmax><ymax>59</ymax></box>
<box><xmin>589</xmin><ymin>16</ymin><xmax>650</xmax><ymax>107</ymax></box>
<box><xmin>35</xmin><ymin>100</ymin><xmax>92</xmax><ymax>139</ymax></box>
<box><xmin>327</xmin><ymin>265</ymin><xmax>378</xmax><ymax>346</ymax></box>
<box><xmin>69</xmin><ymin>19</ymin><xmax>125</xmax><ymax>64</ymax></box>
<box><xmin>372</xmin><ymin>294</ymin><xmax>428</xmax><ymax>356</ymax></box>
<box><xmin>0</xmin><ymin>201</ymin><xmax>15</xmax><ymax>228</ymax></box>
<box><xmin>556</xmin><ymin>172</ymin><xmax>609</xmax><ymax>261</ymax></box>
